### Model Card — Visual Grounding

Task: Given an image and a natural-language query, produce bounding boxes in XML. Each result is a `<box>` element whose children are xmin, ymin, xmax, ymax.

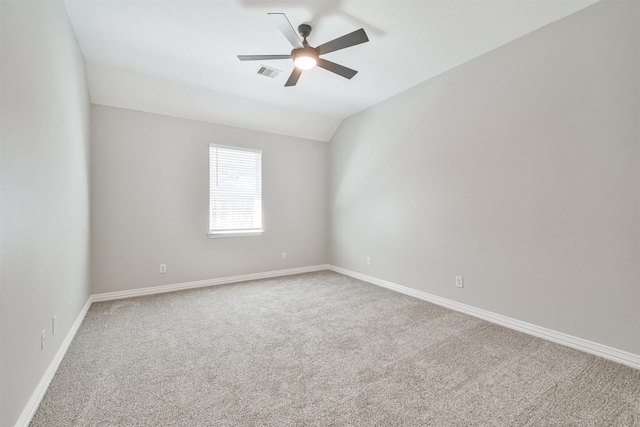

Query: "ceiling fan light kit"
<box><xmin>237</xmin><ymin>13</ymin><xmax>369</xmax><ymax>87</ymax></box>
<box><xmin>292</xmin><ymin>48</ymin><xmax>318</xmax><ymax>70</ymax></box>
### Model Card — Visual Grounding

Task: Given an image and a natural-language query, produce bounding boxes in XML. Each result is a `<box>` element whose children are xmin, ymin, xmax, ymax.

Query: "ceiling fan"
<box><xmin>237</xmin><ymin>13</ymin><xmax>369</xmax><ymax>87</ymax></box>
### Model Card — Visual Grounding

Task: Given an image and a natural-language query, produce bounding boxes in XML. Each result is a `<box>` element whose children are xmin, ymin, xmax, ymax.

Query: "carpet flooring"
<box><xmin>31</xmin><ymin>271</ymin><xmax>640</xmax><ymax>426</ymax></box>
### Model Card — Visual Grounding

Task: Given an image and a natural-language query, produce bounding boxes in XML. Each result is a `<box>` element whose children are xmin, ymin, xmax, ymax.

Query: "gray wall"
<box><xmin>1</xmin><ymin>2</ymin><xmax>91</xmax><ymax>426</ymax></box>
<box><xmin>90</xmin><ymin>105</ymin><xmax>328</xmax><ymax>294</ymax></box>
<box><xmin>329</xmin><ymin>1</ymin><xmax>640</xmax><ymax>355</ymax></box>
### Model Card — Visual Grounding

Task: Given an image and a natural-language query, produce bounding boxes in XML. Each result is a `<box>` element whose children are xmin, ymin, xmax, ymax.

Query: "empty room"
<box><xmin>2</xmin><ymin>0</ymin><xmax>639</xmax><ymax>425</ymax></box>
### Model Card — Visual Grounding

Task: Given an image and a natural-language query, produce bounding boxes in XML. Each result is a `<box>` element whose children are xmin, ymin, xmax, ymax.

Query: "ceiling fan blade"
<box><xmin>268</xmin><ymin>13</ymin><xmax>303</xmax><ymax>49</ymax></box>
<box><xmin>237</xmin><ymin>54</ymin><xmax>292</xmax><ymax>61</ymax></box>
<box><xmin>284</xmin><ymin>68</ymin><xmax>303</xmax><ymax>87</ymax></box>
<box><xmin>316</xmin><ymin>28</ymin><xmax>369</xmax><ymax>55</ymax></box>
<box><xmin>316</xmin><ymin>58</ymin><xmax>358</xmax><ymax>79</ymax></box>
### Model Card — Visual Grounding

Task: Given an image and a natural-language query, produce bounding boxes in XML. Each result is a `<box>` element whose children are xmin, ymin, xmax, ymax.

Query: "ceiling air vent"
<box><xmin>256</xmin><ymin>65</ymin><xmax>282</xmax><ymax>79</ymax></box>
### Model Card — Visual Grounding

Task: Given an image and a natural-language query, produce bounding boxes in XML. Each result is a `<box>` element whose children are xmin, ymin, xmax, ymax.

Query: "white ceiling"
<box><xmin>64</xmin><ymin>0</ymin><xmax>598</xmax><ymax>141</ymax></box>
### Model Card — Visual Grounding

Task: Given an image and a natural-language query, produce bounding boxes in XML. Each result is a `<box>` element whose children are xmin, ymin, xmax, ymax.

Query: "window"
<box><xmin>209</xmin><ymin>144</ymin><xmax>262</xmax><ymax>237</ymax></box>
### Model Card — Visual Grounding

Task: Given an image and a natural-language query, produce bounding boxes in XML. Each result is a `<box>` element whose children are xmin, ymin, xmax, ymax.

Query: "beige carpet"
<box><xmin>31</xmin><ymin>271</ymin><xmax>640</xmax><ymax>426</ymax></box>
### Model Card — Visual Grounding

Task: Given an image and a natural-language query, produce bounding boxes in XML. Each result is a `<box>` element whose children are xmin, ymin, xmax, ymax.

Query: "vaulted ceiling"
<box><xmin>64</xmin><ymin>0</ymin><xmax>598</xmax><ymax>141</ymax></box>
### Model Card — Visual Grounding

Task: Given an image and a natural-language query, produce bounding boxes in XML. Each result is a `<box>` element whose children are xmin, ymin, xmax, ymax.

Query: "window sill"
<box><xmin>208</xmin><ymin>230</ymin><xmax>263</xmax><ymax>239</ymax></box>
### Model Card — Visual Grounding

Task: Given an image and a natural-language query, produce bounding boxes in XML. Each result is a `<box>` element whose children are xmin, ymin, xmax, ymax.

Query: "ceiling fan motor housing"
<box><xmin>292</xmin><ymin>46</ymin><xmax>318</xmax><ymax>61</ymax></box>
<box><xmin>292</xmin><ymin>24</ymin><xmax>317</xmax><ymax>67</ymax></box>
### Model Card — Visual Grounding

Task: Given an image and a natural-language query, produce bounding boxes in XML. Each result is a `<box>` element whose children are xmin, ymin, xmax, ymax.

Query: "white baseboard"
<box><xmin>91</xmin><ymin>264</ymin><xmax>330</xmax><ymax>302</ymax></box>
<box><xmin>15</xmin><ymin>297</ymin><xmax>92</xmax><ymax>427</ymax></box>
<box><xmin>328</xmin><ymin>265</ymin><xmax>640</xmax><ymax>371</ymax></box>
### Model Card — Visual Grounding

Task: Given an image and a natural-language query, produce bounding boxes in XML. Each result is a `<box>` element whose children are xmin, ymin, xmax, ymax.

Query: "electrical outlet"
<box><xmin>52</xmin><ymin>315</ymin><xmax>57</xmax><ymax>335</ymax></box>
<box><xmin>366</xmin><ymin>257</ymin><xmax>372</xmax><ymax>266</ymax></box>
<box><xmin>281</xmin><ymin>252</ymin><xmax>287</xmax><ymax>261</ymax></box>
<box><xmin>41</xmin><ymin>330</ymin><xmax>46</xmax><ymax>350</ymax></box>
<box><xmin>456</xmin><ymin>276</ymin><xmax>464</xmax><ymax>288</ymax></box>
<box><xmin>159</xmin><ymin>264</ymin><xmax>167</xmax><ymax>274</ymax></box>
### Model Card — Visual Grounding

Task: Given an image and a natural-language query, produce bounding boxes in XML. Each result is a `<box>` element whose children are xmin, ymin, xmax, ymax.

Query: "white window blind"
<box><xmin>209</xmin><ymin>144</ymin><xmax>262</xmax><ymax>236</ymax></box>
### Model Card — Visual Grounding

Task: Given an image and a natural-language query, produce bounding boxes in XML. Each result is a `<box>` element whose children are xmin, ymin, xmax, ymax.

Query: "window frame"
<box><xmin>208</xmin><ymin>143</ymin><xmax>263</xmax><ymax>239</ymax></box>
